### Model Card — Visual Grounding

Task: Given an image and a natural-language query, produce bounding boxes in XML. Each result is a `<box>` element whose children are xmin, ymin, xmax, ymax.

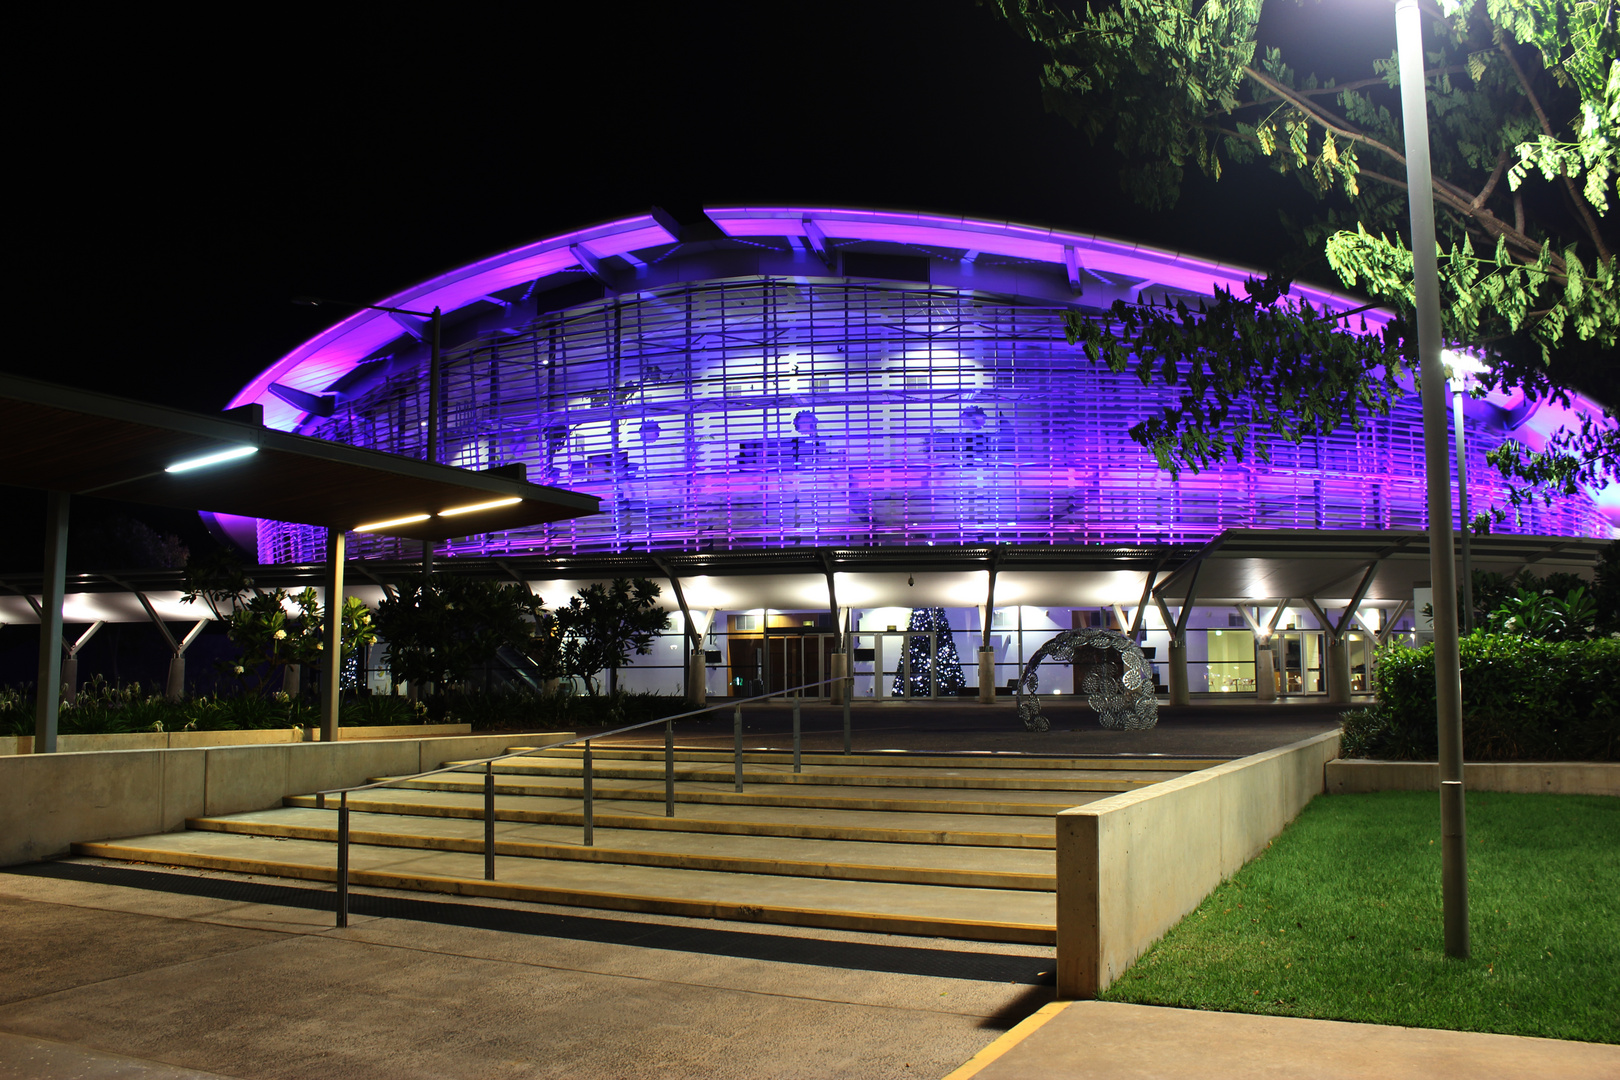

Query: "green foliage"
<box><xmin>1484</xmin><ymin>584</ymin><xmax>1599</xmax><ymax>640</ymax></box>
<box><xmin>1348</xmin><ymin>634</ymin><xmax>1619</xmax><ymax>760</ymax></box>
<box><xmin>994</xmin><ymin>0</ymin><xmax>1618</xmax><ymax>510</ymax></box>
<box><xmin>373</xmin><ymin>577</ymin><xmax>545</xmax><ymax>689</ymax></box>
<box><xmin>552</xmin><ymin>578</ymin><xmax>671</xmax><ymax>695</ymax></box>
<box><xmin>1594</xmin><ymin>539</ymin><xmax>1620</xmax><ymax>635</ymax></box>
<box><xmin>1103</xmin><ymin>791</ymin><xmax>1620</xmax><ymax>1044</ymax></box>
<box><xmin>442</xmin><ymin>687</ymin><xmax>682</xmax><ymax>731</ymax></box>
<box><xmin>183</xmin><ymin>555</ymin><xmax>325</xmax><ymax>696</ymax></box>
<box><xmin>0</xmin><ymin>678</ymin><xmax>319</xmax><ymax>737</ymax></box>
<box><xmin>340</xmin><ymin>694</ymin><xmax>427</xmax><ymax>728</ymax></box>
<box><xmin>1065</xmin><ymin>276</ymin><xmax>1407</xmax><ymax>474</ymax></box>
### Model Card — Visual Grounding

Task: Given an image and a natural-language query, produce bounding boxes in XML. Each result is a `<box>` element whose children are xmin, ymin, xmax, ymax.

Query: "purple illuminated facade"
<box><xmin>227</xmin><ymin>208</ymin><xmax>1618</xmax><ymax>564</ymax></box>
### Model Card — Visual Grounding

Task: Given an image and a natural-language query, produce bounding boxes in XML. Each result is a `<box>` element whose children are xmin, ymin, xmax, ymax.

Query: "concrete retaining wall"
<box><xmin>0</xmin><ymin>731</ymin><xmax>572</xmax><ymax>867</ymax></box>
<box><xmin>0</xmin><ymin>724</ymin><xmax>474</xmax><ymax>756</ymax></box>
<box><xmin>1055</xmin><ymin>730</ymin><xmax>1341</xmax><ymax>999</ymax></box>
<box><xmin>1326</xmin><ymin>759</ymin><xmax>1618</xmax><ymax>796</ymax></box>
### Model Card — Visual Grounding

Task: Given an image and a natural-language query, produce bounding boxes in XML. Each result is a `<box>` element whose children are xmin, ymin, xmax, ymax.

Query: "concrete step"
<box><xmin>73</xmin><ymin>829</ymin><xmax>1056</xmax><ymax>943</ymax></box>
<box><xmin>186</xmin><ymin>806</ymin><xmax>1057</xmax><ymax>890</ymax></box>
<box><xmin>382</xmin><ymin>772</ymin><xmax>1100</xmax><ymax>816</ymax></box>
<box><xmin>460</xmin><ymin>754</ymin><xmax>1176</xmax><ymax>792</ymax></box>
<box><xmin>74</xmin><ymin>748</ymin><xmax>1191</xmax><ymax>943</ymax></box>
<box><xmin>515</xmin><ymin>745</ymin><xmax>1219</xmax><ymax>774</ymax></box>
<box><xmin>283</xmin><ymin>787</ymin><xmax>1061</xmax><ymax>847</ymax></box>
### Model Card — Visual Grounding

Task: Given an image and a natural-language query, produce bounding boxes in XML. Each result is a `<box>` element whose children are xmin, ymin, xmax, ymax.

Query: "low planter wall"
<box><xmin>0</xmin><ymin>723</ymin><xmax>476</xmax><ymax>756</ymax></box>
<box><xmin>1326</xmin><ymin>759</ymin><xmax>1619</xmax><ymax>797</ymax></box>
<box><xmin>0</xmin><ymin>730</ymin><xmax>572</xmax><ymax>867</ymax></box>
<box><xmin>1055</xmin><ymin>729</ymin><xmax>1341</xmax><ymax>999</ymax></box>
<box><xmin>333</xmin><ymin>723</ymin><xmax>471</xmax><ymax>741</ymax></box>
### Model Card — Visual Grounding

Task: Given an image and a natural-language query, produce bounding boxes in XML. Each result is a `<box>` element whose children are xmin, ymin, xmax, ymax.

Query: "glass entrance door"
<box><xmin>764</xmin><ymin>631</ymin><xmax>836</xmax><ymax>698</ymax></box>
<box><xmin>1277</xmin><ymin>631</ymin><xmax>1325</xmax><ymax>695</ymax></box>
<box><xmin>852</xmin><ymin>631</ymin><xmax>939</xmax><ymax>698</ymax></box>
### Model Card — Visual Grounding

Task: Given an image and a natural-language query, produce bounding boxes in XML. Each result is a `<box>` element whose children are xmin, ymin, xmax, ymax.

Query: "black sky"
<box><xmin>6</xmin><ymin>1</ymin><xmax>1407</xmax><ymax>564</ymax></box>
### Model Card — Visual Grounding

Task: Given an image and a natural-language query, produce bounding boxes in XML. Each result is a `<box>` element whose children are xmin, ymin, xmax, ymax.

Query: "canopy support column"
<box><xmin>321</xmin><ymin>528</ymin><xmax>346</xmax><ymax>743</ymax></box>
<box><xmin>34</xmin><ymin>492</ymin><xmax>69</xmax><ymax>753</ymax></box>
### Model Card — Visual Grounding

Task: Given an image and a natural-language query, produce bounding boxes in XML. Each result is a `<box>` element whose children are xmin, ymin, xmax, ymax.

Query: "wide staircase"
<box><xmin>73</xmin><ymin>743</ymin><xmax>1218</xmax><ymax>943</ymax></box>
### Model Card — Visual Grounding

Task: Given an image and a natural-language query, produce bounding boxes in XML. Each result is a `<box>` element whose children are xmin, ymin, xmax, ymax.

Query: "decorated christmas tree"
<box><xmin>892</xmin><ymin>607</ymin><xmax>966</xmax><ymax>697</ymax></box>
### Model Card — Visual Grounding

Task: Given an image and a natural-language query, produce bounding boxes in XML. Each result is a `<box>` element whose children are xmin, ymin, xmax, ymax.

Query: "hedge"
<box><xmin>1343</xmin><ymin>633</ymin><xmax>1619</xmax><ymax>761</ymax></box>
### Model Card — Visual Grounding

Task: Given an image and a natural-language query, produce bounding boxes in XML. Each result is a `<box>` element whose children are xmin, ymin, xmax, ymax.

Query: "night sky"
<box><xmin>8</xmin><ymin>0</ymin><xmax>1400</xmax><ymax>565</ymax></box>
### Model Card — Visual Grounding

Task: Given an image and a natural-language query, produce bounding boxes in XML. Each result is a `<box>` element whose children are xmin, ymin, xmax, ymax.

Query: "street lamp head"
<box><xmin>1441</xmin><ymin>348</ymin><xmax>1489</xmax><ymax>389</ymax></box>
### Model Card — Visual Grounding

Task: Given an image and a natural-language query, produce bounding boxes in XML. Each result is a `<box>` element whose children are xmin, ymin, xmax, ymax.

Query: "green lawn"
<box><xmin>1101</xmin><ymin>790</ymin><xmax>1619</xmax><ymax>1043</ymax></box>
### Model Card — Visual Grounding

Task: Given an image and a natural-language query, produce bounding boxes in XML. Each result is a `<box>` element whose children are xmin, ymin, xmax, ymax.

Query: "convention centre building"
<box><xmin>208</xmin><ymin>207</ymin><xmax>1617</xmax><ymax>705</ymax></box>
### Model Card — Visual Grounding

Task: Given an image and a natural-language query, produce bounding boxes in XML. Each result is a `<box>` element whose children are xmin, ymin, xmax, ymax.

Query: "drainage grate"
<box><xmin>7</xmin><ymin>860</ymin><xmax>1053</xmax><ymax>985</ymax></box>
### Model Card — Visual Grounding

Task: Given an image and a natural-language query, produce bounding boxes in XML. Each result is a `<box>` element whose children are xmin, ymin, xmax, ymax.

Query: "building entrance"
<box><xmin>1277</xmin><ymin>631</ymin><xmax>1325</xmax><ymax>695</ymax></box>
<box><xmin>849</xmin><ymin>631</ymin><xmax>941</xmax><ymax>699</ymax></box>
<box><xmin>726</xmin><ymin>631</ymin><xmax>838</xmax><ymax>698</ymax></box>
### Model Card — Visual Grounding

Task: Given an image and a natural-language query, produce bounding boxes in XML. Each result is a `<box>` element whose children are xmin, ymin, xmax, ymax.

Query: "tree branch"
<box><xmin>1242</xmin><ymin>66</ymin><xmax>1564</xmax><ymax>272</ymax></box>
<box><xmin>1498</xmin><ymin>31</ymin><xmax>1612</xmax><ymax>260</ymax></box>
<box><xmin>1472</xmin><ymin>149</ymin><xmax>1510</xmax><ymax>210</ymax></box>
<box><xmin>1236</xmin><ymin>66</ymin><xmax>1467</xmax><ymax>113</ymax></box>
<box><xmin>1243</xmin><ymin>66</ymin><xmax>1401</xmax><ymax>164</ymax></box>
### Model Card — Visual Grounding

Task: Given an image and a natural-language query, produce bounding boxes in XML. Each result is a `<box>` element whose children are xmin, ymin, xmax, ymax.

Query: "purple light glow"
<box><xmin>230</xmin><ymin>214</ymin><xmax>676</xmax><ymax>426</ymax></box>
<box><xmin>706</xmin><ymin>207</ymin><xmax>1394</xmax><ymax>331</ymax></box>
<box><xmin>232</xmin><ymin>209</ymin><xmax>1616</xmax><ymax>565</ymax></box>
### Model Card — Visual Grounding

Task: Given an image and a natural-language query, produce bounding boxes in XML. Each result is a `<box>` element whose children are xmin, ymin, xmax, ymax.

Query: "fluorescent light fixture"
<box><xmin>354</xmin><ymin>513</ymin><xmax>431</xmax><ymax>533</ymax></box>
<box><xmin>438</xmin><ymin>496</ymin><xmax>522</xmax><ymax>517</ymax></box>
<box><xmin>165</xmin><ymin>446</ymin><xmax>257</xmax><ymax>473</ymax></box>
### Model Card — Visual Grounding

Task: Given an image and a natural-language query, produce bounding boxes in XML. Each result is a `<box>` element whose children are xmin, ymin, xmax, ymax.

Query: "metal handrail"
<box><xmin>318</xmin><ymin>674</ymin><xmax>854</xmax><ymax>926</ymax></box>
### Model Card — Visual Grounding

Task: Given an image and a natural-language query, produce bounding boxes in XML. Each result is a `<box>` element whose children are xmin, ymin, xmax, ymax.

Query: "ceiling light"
<box><xmin>354</xmin><ymin>513</ymin><xmax>431</xmax><ymax>533</ymax></box>
<box><xmin>165</xmin><ymin>446</ymin><xmax>257</xmax><ymax>473</ymax></box>
<box><xmin>438</xmin><ymin>496</ymin><xmax>522</xmax><ymax>517</ymax></box>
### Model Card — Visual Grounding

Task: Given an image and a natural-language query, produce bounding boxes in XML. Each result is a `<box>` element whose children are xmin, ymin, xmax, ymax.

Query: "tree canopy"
<box><xmin>373</xmin><ymin>578</ymin><xmax>545</xmax><ymax>690</ymax></box>
<box><xmin>994</xmin><ymin>0</ymin><xmax>1617</xmax><ymax>519</ymax></box>
<box><xmin>550</xmin><ymin>578</ymin><xmax>671</xmax><ymax>695</ymax></box>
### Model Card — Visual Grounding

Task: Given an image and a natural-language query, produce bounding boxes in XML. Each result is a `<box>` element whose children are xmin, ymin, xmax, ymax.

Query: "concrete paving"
<box><xmin>592</xmin><ymin>698</ymin><xmax>1348</xmax><ymax>758</ymax></box>
<box><xmin>948</xmin><ymin>1000</ymin><xmax>1620</xmax><ymax>1080</ymax></box>
<box><xmin>0</xmin><ymin>863</ymin><xmax>1055</xmax><ymax>1079</ymax></box>
<box><xmin>5</xmin><ymin>704</ymin><xmax>1608</xmax><ymax>1078</ymax></box>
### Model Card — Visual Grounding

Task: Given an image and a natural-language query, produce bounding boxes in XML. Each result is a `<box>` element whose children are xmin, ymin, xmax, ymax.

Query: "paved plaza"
<box><xmin>2</xmin><ymin>703</ymin><xmax>1611</xmax><ymax>1078</ymax></box>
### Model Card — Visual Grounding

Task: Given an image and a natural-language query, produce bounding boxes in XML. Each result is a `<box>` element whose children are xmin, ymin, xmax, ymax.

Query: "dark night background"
<box><xmin>2</xmin><ymin>0</ymin><xmax>1397</xmax><ymax>611</ymax></box>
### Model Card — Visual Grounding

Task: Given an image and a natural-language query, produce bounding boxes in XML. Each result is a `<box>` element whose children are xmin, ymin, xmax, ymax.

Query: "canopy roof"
<box><xmin>0</xmin><ymin>375</ymin><xmax>599</xmax><ymax>541</ymax></box>
<box><xmin>1</xmin><ymin>530</ymin><xmax>1604</xmax><ymax>625</ymax></box>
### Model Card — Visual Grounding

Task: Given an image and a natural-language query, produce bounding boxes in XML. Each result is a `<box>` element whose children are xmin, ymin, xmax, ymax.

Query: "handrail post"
<box><xmin>792</xmin><ymin>690</ymin><xmax>802</xmax><ymax>774</ymax></box>
<box><xmin>484</xmin><ymin>763</ymin><xmax>496</xmax><ymax>881</ymax></box>
<box><xmin>336</xmin><ymin>793</ymin><xmax>349</xmax><ymax>928</ymax></box>
<box><xmin>664</xmin><ymin>716</ymin><xmax>675</xmax><ymax>817</ymax></box>
<box><xmin>582</xmin><ymin>740</ymin><xmax>594</xmax><ymax>847</ymax></box>
<box><xmin>733</xmin><ymin>704</ymin><xmax>743</xmax><ymax>793</ymax></box>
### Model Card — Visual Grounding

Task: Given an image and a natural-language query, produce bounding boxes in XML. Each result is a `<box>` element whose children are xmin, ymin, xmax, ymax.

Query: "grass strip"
<box><xmin>1101</xmin><ymin>790</ymin><xmax>1618</xmax><ymax>1043</ymax></box>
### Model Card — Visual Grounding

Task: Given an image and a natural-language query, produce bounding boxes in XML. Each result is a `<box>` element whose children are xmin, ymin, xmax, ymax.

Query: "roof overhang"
<box><xmin>2</xmin><ymin>530</ymin><xmax>1601</xmax><ymax>623</ymax></box>
<box><xmin>1</xmin><ymin>375</ymin><xmax>600</xmax><ymax>541</ymax></box>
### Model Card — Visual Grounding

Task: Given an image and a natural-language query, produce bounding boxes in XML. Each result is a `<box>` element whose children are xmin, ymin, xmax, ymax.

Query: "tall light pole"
<box><xmin>1395</xmin><ymin>0</ymin><xmax>1469</xmax><ymax>958</ymax></box>
<box><xmin>294</xmin><ymin>297</ymin><xmax>443</xmax><ymax>580</ymax></box>
<box><xmin>1445</xmin><ymin>349</ymin><xmax>1489</xmax><ymax>634</ymax></box>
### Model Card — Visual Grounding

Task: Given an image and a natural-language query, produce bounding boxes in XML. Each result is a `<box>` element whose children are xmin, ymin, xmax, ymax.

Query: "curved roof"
<box><xmin>230</xmin><ymin>206</ymin><xmax>1616</xmax><ymax>527</ymax></box>
<box><xmin>231</xmin><ymin>207</ymin><xmax>1394</xmax><ymax>429</ymax></box>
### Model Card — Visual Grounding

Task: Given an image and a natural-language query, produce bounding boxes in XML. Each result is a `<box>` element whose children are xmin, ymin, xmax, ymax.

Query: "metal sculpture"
<box><xmin>1015</xmin><ymin>628</ymin><xmax>1158</xmax><ymax>732</ymax></box>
